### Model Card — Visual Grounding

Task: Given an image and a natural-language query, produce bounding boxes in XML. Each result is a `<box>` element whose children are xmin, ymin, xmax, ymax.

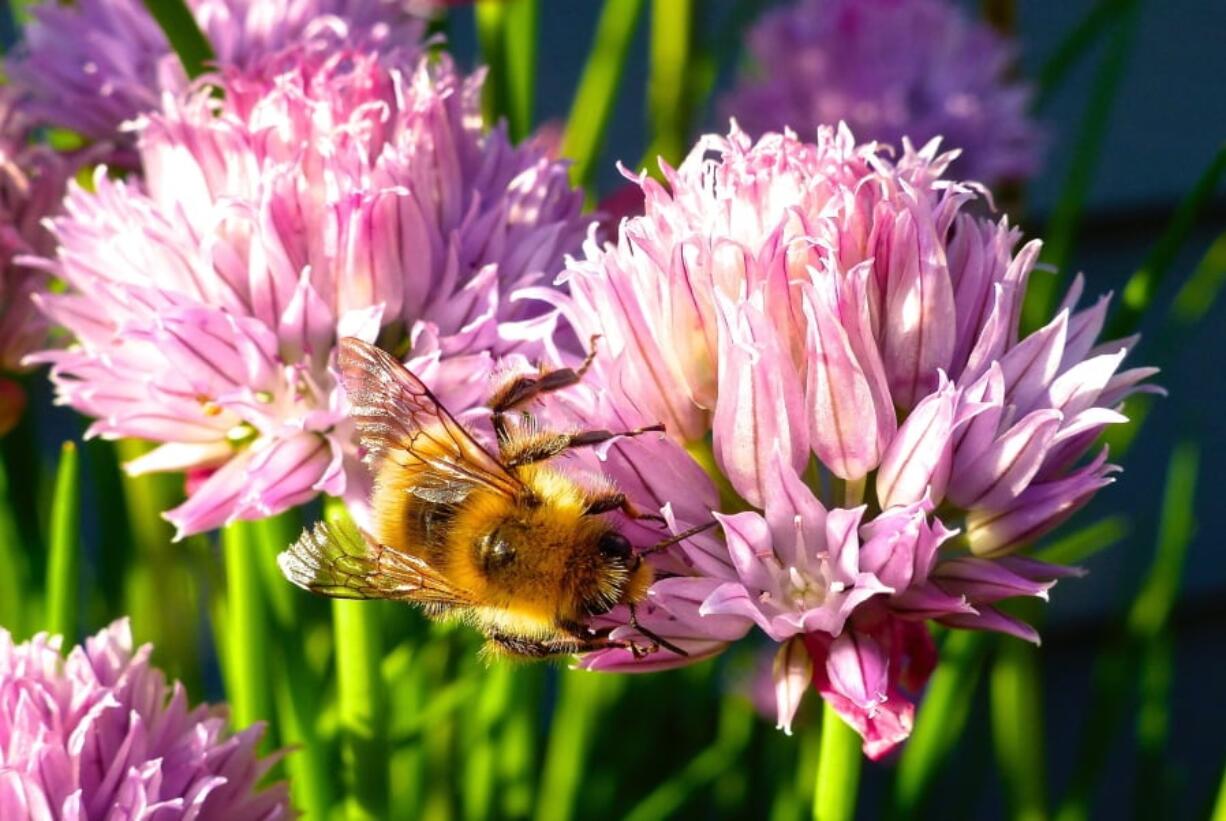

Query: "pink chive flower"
<box><xmin>0</xmin><ymin>620</ymin><xmax>288</xmax><ymax>819</ymax></box>
<box><xmin>535</xmin><ymin>125</ymin><xmax>1154</xmax><ymax>758</ymax></box>
<box><xmin>5</xmin><ymin>0</ymin><xmax>424</xmax><ymax>150</ymax></box>
<box><xmin>720</xmin><ymin>0</ymin><xmax>1041</xmax><ymax>186</ymax></box>
<box><xmin>29</xmin><ymin>49</ymin><xmax>585</xmax><ymax>538</ymax></box>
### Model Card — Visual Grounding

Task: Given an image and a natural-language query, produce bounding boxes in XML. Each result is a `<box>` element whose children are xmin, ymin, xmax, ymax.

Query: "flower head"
<box><xmin>0</xmin><ymin>91</ymin><xmax>75</xmax><ymax>376</ymax></box>
<box><xmin>31</xmin><ymin>49</ymin><xmax>585</xmax><ymax>537</ymax></box>
<box><xmin>720</xmin><ymin>0</ymin><xmax>1041</xmax><ymax>186</ymax></box>
<box><xmin>0</xmin><ymin>620</ymin><xmax>287</xmax><ymax>819</ymax></box>
<box><xmin>5</xmin><ymin>0</ymin><xmax>425</xmax><ymax>149</ymax></box>
<box><xmin>540</xmin><ymin>125</ymin><xmax>1153</xmax><ymax>758</ymax></box>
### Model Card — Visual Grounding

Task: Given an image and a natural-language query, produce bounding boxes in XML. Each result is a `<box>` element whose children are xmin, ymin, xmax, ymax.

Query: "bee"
<box><xmin>278</xmin><ymin>337</ymin><xmax>709</xmax><ymax>659</ymax></box>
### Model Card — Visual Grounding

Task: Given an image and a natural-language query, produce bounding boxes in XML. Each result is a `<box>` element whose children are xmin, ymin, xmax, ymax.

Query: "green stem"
<box><xmin>116</xmin><ymin>439</ymin><xmax>201</xmax><ymax>690</ymax></box>
<box><xmin>1056</xmin><ymin>445</ymin><xmax>1198</xmax><ymax>821</ymax></box>
<box><xmin>1110</xmin><ymin>142</ymin><xmax>1226</xmax><ymax>338</ymax></box>
<box><xmin>45</xmin><ymin>442</ymin><xmax>81</xmax><ymax>643</ymax></box>
<box><xmin>221</xmin><ymin>521</ymin><xmax>272</xmax><ymax>743</ymax></box>
<box><xmin>1213</xmin><ymin>759</ymin><xmax>1226</xmax><ymax>821</ymax></box>
<box><xmin>643</xmin><ymin>0</ymin><xmax>694</xmax><ymax>171</ymax></box>
<box><xmin>327</xmin><ymin>498</ymin><xmax>388</xmax><ymax>820</ymax></box>
<box><xmin>624</xmin><ymin>696</ymin><xmax>754</xmax><ymax>821</ymax></box>
<box><xmin>140</xmin><ymin>0</ymin><xmax>214</xmax><ymax>79</ymax></box>
<box><xmin>893</xmin><ymin>630</ymin><xmax>990</xmax><ymax>816</ymax></box>
<box><xmin>0</xmin><ymin>443</ymin><xmax>30</xmax><ymax>637</ymax></box>
<box><xmin>535</xmin><ymin>671</ymin><xmax>621</xmax><ymax>821</ymax></box>
<box><xmin>561</xmin><ymin>0</ymin><xmax>646</xmax><ymax>190</ymax></box>
<box><xmin>1035</xmin><ymin>0</ymin><xmax>1126</xmax><ymax>109</ymax></box>
<box><xmin>475</xmin><ymin>0</ymin><xmax>538</xmax><ymax>142</ymax></box>
<box><xmin>1024</xmin><ymin>0</ymin><xmax>1139</xmax><ymax>331</ymax></box>
<box><xmin>989</xmin><ymin>621</ymin><xmax>1047</xmax><ymax>821</ymax></box>
<box><xmin>812</xmin><ymin>701</ymin><xmax>861</xmax><ymax>821</ymax></box>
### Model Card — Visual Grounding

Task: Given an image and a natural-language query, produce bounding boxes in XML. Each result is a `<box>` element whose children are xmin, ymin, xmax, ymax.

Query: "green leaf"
<box><xmin>1024</xmin><ymin>0</ymin><xmax>1140</xmax><ymax>331</ymax></box>
<box><xmin>139</xmin><ymin>0</ymin><xmax>214</xmax><ymax>79</ymax></box>
<box><xmin>1109</xmin><ymin>142</ymin><xmax>1226</xmax><ymax>338</ymax></box>
<box><xmin>561</xmin><ymin>0</ymin><xmax>646</xmax><ymax>190</ymax></box>
<box><xmin>812</xmin><ymin>701</ymin><xmax>862</xmax><ymax>821</ymax></box>
<box><xmin>45</xmin><ymin>442</ymin><xmax>81</xmax><ymax>643</ymax></box>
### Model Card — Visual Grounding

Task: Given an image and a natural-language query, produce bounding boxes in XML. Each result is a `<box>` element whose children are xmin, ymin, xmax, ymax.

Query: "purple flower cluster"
<box><xmin>0</xmin><ymin>92</ymin><xmax>74</xmax><ymax>376</ymax></box>
<box><xmin>533</xmin><ymin>125</ymin><xmax>1153</xmax><ymax>756</ymax></box>
<box><xmin>30</xmin><ymin>49</ymin><xmax>585</xmax><ymax>537</ymax></box>
<box><xmin>0</xmin><ymin>621</ymin><xmax>287</xmax><ymax>819</ymax></box>
<box><xmin>720</xmin><ymin>0</ymin><xmax>1042</xmax><ymax>186</ymax></box>
<box><xmin>5</xmin><ymin>0</ymin><xmax>425</xmax><ymax>154</ymax></box>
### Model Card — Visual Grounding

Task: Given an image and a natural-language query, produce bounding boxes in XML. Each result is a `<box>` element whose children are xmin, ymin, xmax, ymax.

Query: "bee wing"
<box><xmin>338</xmin><ymin>337</ymin><xmax>524</xmax><ymax>500</ymax></box>
<box><xmin>279</xmin><ymin>518</ymin><xmax>475</xmax><ymax>606</ymax></box>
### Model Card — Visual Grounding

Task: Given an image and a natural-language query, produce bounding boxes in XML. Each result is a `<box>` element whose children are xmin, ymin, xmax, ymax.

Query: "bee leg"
<box><xmin>628</xmin><ymin>603</ymin><xmax>689</xmax><ymax>658</ymax></box>
<box><xmin>488</xmin><ymin>336</ymin><xmax>605</xmax><ymax>442</ymax></box>
<box><xmin>486</xmin><ymin>631</ymin><xmax>635</xmax><ymax>659</ymax></box>
<box><xmin>582</xmin><ymin>491</ymin><xmax>669</xmax><ymax>526</ymax></box>
<box><xmin>500</xmin><ymin>424</ymin><xmax>666</xmax><ymax>468</ymax></box>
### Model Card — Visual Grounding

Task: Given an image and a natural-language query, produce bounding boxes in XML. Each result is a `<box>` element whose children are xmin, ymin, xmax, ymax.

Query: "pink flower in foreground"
<box><xmin>0</xmin><ymin>620</ymin><xmax>287</xmax><ymax>819</ymax></box>
<box><xmin>720</xmin><ymin>0</ymin><xmax>1041</xmax><ymax>186</ymax></box>
<box><xmin>5</xmin><ymin>0</ymin><xmax>424</xmax><ymax>149</ymax></box>
<box><xmin>0</xmin><ymin>91</ymin><xmax>74</xmax><ymax>375</ymax></box>
<box><xmin>530</xmin><ymin>125</ymin><xmax>1154</xmax><ymax>758</ymax></box>
<box><xmin>30</xmin><ymin>49</ymin><xmax>585</xmax><ymax>537</ymax></box>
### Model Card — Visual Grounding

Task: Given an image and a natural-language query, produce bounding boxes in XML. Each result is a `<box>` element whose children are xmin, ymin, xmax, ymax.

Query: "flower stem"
<box><xmin>326</xmin><ymin>498</ymin><xmax>388</xmax><ymax>820</ymax></box>
<box><xmin>561</xmin><ymin>0</ymin><xmax>646</xmax><ymax>190</ymax></box>
<box><xmin>475</xmin><ymin>0</ymin><xmax>538</xmax><ymax>142</ymax></box>
<box><xmin>116</xmin><ymin>439</ymin><xmax>201</xmax><ymax>690</ymax></box>
<box><xmin>45</xmin><ymin>442</ymin><xmax>81</xmax><ymax>644</ymax></box>
<box><xmin>812</xmin><ymin>702</ymin><xmax>861</xmax><ymax>821</ymax></box>
<box><xmin>139</xmin><ymin>0</ymin><xmax>214</xmax><ymax>79</ymax></box>
<box><xmin>221</xmin><ymin>520</ymin><xmax>272</xmax><ymax>743</ymax></box>
<box><xmin>1024</xmin><ymin>0</ymin><xmax>1138</xmax><ymax>329</ymax></box>
<box><xmin>841</xmin><ymin>476</ymin><xmax>866</xmax><ymax>508</ymax></box>
<box><xmin>0</xmin><ymin>443</ymin><xmax>30</xmax><ymax>637</ymax></box>
<box><xmin>535</xmin><ymin>671</ymin><xmax>622</xmax><ymax>821</ymax></box>
<box><xmin>1213</xmin><ymin>758</ymin><xmax>1226</xmax><ymax>821</ymax></box>
<box><xmin>643</xmin><ymin>0</ymin><xmax>695</xmax><ymax>170</ymax></box>
<box><xmin>989</xmin><ymin>621</ymin><xmax>1047</xmax><ymax>821</ymax></box>
<box><xmin>893</xmin><ymin>630</ymin><xmax>990</xmax><ymax>816</ymax></box>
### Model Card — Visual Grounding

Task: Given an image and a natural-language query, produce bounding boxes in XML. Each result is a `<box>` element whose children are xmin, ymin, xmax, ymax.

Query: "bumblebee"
<box><xmin>279</xmin><ymin>337</ymin><xmax>706</xmax><ymax>658</ymax></box>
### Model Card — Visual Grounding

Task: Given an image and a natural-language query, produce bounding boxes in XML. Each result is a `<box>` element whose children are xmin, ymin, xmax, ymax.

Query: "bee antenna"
<box><xmin>639</xmin><ymin>520</ymin><xmax>718</xmax><ymax>556</ymax></box>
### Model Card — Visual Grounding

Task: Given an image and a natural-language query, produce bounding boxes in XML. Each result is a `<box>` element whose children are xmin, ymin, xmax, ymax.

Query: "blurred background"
<box><xmin>6</xmin><ymin>0</ymin><xmax>1224</xmax><ymax>818</ymax></box>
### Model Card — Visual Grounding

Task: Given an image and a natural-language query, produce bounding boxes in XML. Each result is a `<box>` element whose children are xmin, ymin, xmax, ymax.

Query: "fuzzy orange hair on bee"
<box><xmin>278</xmin><ymin>337</ymin><xmax>707</xmax><ymax>658</ymax></box>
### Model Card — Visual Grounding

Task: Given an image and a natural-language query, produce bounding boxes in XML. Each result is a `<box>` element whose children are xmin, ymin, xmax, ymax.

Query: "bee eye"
<box><xmin>597</xmin><ymin>532</ymin><xmax>632</xmax><ymax>562</ymax></box>
<box><xmin>480</xmin><ymin>532</ymin><xmax>516</xmax><ymax>571</ymax></box>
